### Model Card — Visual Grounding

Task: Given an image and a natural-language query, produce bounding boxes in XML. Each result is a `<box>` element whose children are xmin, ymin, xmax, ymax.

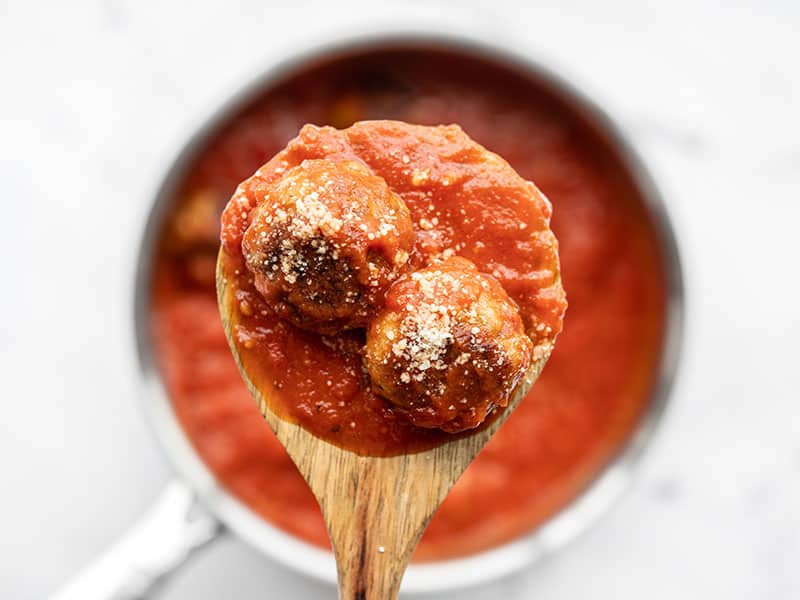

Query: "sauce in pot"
<box><xmin>151</xmin><ymin>49</ymin><xmax>666</xmax><ymax>561</ymax></box>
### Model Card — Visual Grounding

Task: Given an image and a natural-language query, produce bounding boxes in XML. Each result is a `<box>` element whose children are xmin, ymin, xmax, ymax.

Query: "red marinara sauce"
<box><xmin>218</xmin><ymin>120</ymin><xmax>564</xmax><ymax>451</ymax></box>
<box><xmin>151</xmin><ymin>49</ymin><xmax>666</xmax><ymax>561</ymax></box>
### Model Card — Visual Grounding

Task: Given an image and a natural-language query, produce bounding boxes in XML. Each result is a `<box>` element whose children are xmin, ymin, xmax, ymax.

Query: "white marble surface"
<box><xmin>1</xmin><ymin>0</ymin><xmax>799</xmax><ymax>598</ymax></box>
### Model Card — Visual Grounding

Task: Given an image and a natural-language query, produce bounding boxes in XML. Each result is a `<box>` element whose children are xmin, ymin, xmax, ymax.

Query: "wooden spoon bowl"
<box><xmin>217</xmin><ymin>251</ymin><xmax>551</xmax><ymax>599</ymax></box>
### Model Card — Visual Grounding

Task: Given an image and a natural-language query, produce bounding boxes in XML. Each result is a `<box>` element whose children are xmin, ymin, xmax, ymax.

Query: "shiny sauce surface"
<box><xmin>151</xmin><ymin>50</ymin><xmax>666</xmax><ymax>561</ymax></box>
<box><xmin>218</xmin><ymin>119</ymin><xmax>565</xmax><ymax>453</ymax></box>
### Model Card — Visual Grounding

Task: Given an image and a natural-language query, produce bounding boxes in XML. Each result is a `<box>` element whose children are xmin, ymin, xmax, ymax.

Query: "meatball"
<box><xmin>242</xmin><ymin>159</ymin><xmax>414</xmax><ymax>334</ymax></box>
<box><xmin>365</xmin><ymin>257</ymin><xmax>534</xmax><ymax>433</ymax></box>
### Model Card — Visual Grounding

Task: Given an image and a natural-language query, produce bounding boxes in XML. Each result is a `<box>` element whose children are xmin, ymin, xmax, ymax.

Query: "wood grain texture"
<box><xmin>217</xmin><ymin>252</ymin><xmax>550</xmax><ymax>599</ymax></box>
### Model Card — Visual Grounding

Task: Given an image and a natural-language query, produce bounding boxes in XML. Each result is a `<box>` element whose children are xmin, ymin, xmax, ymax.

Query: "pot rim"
<box><xmin>133</xmin><ymin>27</ymin><xmax>684</xmax><ymax>594</ymax></box>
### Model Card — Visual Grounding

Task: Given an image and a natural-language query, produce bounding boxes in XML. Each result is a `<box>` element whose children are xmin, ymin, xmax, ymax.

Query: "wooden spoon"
<box><xmin>217</xmin><ymin>250</ymin><xmax>551</xmax><ymax>600</ymax></box>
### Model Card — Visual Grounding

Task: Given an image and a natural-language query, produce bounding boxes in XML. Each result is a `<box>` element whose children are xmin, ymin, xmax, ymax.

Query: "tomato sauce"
<box><xmin>151</xmin><ymin>49</ymin><xmax>666</xmax><ymax>561</ymax></box>
<box><xmin>218</xmin><ymin>120</ymin><xmax>565</xmax><ymax>452</ymax></box>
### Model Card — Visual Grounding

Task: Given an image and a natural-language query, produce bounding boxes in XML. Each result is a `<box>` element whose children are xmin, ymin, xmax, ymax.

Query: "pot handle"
<box><xmin>50</xmin><ymin>480</ymin><xmax>221</xmax><ymax>600</ymax></box>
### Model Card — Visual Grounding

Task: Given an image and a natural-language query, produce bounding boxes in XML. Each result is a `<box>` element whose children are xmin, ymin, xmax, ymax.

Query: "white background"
<box><xmin>1</xmin><ymin>0</ymin><xmax>799</xmax><ymax>598</ymax></box>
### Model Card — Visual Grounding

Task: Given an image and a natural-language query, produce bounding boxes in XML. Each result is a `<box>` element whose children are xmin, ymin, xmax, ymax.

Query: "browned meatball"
<box><xmin>365</xmin><ymin>257</ymin><xmax>534</xmax><ymax>432</ymax></box>
<box><xmin>242</xmin><ymin>159</ymin><xmax>414</xmax><ymax>334</ymax></box>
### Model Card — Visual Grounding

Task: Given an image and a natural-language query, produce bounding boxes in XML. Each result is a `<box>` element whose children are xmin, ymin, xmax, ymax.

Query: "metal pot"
<box><xmin>52</xmin><ymin>29</ymin><xmax>684</xmax><ymax>600</ymax></box>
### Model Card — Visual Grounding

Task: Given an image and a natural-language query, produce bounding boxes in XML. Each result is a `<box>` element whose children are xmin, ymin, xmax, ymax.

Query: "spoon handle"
<box><xmin>319</xmin><ymin>457</ymin><xmax>433</xmax><ymax>600</ymax></box>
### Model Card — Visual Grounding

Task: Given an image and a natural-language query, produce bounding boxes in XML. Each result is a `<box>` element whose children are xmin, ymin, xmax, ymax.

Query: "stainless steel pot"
<box><xmin>51</xmin><ymin>29</ymin><xmax>684</xmax><ymax>600</ymax></box>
